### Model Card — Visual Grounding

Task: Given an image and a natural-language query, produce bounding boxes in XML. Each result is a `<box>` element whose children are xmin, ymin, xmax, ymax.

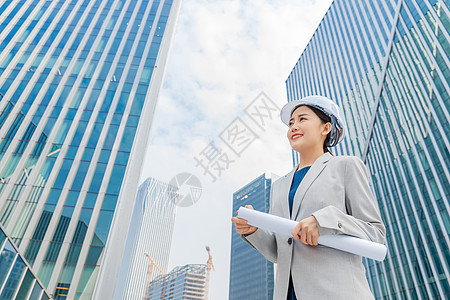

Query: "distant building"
<box><xmin>146</xmin><ymin>264</ymin><xmax>207</xmax><ymax>300</ymax></box>
<box><xmin>229</xmin><ymin>174</ymin><xmax>274</xmax><ymax>300</ymax></box>
<box><xmin>114</xmin><ymin>177</ymin><xmax>177</xmax><ymax>300</ymax></box>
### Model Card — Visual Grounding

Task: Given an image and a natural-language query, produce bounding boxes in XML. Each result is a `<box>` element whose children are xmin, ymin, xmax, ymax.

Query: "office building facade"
<box><xmin>229</xmin><ymin>174</ymin><xmax>274</xmax><ymax>300</ymax></box>
<box><xmin>147</xmin><ymin>264</ymin><xmax>207</xmax><ymax>300</ymax></box>
<box><xmin>0</xmin><ymin>0</ymin><xmax>181</xmax><ymax>299</ymax></box>
<box><xmin>286</xmin><ymin>0</ymin><xmax>449</xmax><ymax>299</ymax></box>
<box><xmin>114</xmin><ymin>177</ymin><xmax>177</xmax><ymax>300</ymax></box>
<box><xmin>0</xmin><ymin>224</ymin><xmax>51</xmax><ymax>300</ymax></box>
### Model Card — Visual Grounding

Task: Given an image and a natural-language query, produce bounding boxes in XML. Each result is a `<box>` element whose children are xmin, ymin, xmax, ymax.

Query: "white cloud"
<box><xmin>140</xmin><ymin>0</ymin><xmax>333</xmax><ymax>299</ymax></box>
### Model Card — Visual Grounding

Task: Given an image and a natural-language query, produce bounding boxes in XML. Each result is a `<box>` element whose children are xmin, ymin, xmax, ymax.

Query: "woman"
<box><xmin>231</xmin><ymin>95</ymin><xmax>386</xmax><ymax>299</ymax></box>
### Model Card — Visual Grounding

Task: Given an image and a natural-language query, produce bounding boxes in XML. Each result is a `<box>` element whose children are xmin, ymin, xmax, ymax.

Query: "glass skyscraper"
<box><xmin>114</xmin><ymin>177</ymin><xmax>177</xmax><ymax>300</ymax></box>
<box><xmin>0</xmin><ymin>224</ymin><xmax>51</xmax><ymax>299</ymax></box>
<box><xmin>0</xmin><ymin>0</ymin><xmax>181</xmax><ymax>299</ymax></box>
<box><xmin>286</xmin><ymin>0</ymin><xmax>449</xmax><ymax>299</ymax></box>
<box><xmin>229</xmin><ymin>174</ymin><xmax>274</xmax><ymax>300</ymax></box>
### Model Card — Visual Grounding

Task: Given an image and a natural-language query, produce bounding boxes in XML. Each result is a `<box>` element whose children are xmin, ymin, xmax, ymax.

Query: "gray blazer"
<box><xmin>241</xmin><ymin>152</ymin><xmax>386</xmax><ymax>300</ymax></box>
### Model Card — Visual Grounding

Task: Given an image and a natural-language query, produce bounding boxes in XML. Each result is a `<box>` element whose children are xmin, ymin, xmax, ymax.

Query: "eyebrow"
<box><xmin>289</xmin><ymin>113</ymin><xmax>309</xmax><ymax>122</ymax></box>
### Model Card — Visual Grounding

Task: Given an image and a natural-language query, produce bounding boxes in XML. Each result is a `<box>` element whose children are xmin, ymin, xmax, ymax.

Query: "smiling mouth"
<box><xmin>291</xmin><ymin>134</ymin><xmax>303</xmax><ymax>140</ymax></box>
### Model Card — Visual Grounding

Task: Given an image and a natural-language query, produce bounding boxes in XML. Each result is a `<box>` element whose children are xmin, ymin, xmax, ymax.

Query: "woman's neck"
<box><xmin>297</xmin><ymin>149</ymin><xmax>325</xmax><ymax>170</ymax></box>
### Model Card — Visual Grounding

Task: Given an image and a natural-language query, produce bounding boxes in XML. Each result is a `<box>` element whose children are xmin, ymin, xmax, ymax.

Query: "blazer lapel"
<box><xmin>290</xmin><ymin>152</ymin><xmax>332</xmax><ymax>220</ymax></box>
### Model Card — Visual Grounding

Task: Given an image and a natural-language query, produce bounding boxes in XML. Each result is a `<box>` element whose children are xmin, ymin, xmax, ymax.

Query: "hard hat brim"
<box><xmin>280</xmin><ymin>99</ymin><xmax>317</xmax><ymax>126</ymax></box>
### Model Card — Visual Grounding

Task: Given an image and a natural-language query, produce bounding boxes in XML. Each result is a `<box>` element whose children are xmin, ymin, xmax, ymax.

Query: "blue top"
<box><xmin>287</xmin><ymin>165</ymin><xmax>311</xmax><ymax>300</ymax></box>
<box><xmin>288</xmin><ymin>166</ymin><xmax>311</xmax><ymax>217</ymax></box>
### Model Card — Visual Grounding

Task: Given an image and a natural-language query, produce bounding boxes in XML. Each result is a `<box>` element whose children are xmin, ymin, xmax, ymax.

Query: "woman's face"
<box><xmin>286</xmin><ymin>105</ymin><xmax>331</xmax><ymax>153</ymax></box>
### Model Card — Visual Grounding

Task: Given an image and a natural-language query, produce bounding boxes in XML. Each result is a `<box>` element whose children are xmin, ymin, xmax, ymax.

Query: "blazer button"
<box><xmin>338</xmin><ymin>222</ymin><xmax>343</xmax><ymax>228</ymax></box>
<box><xmin>288</xmin><ymin>237</ymin><xmax>293</xmax><ymax>245</ymax></box>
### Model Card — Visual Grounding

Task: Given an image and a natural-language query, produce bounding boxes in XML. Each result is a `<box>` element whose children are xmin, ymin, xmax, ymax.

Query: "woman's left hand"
<box><xmin>292</xmin><ymin>215</ymin><xmax>319</xmax><ymax>246</ymax></box>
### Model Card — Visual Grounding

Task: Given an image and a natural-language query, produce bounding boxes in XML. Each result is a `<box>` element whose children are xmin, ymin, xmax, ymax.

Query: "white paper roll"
<box><xmin>238</xmin><ymin>207</ymin><xmax>387</xmax><ymax>261</ymax></box>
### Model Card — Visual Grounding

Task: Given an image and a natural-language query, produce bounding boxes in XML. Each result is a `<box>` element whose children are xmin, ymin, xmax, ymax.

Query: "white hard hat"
<box><xmin>280</xmin><ymin>95</ymin><xmax>347</xmax><ymax>147</ymax></box>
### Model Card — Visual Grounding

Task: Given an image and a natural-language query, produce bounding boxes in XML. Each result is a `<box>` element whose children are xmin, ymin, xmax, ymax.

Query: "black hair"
<box><xmin>292</xmin><ymin>104</ymin><xmax>334</xmax><ymax>156</ymax></box>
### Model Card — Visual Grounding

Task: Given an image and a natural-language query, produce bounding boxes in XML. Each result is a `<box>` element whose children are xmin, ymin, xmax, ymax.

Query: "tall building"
<box><xmin>113</xmin><ymin>177</ymin><xmax>177</xmax><ymax>300</ymax></box>
<box><xmin>147</xmin><ymin>264</ymin><xmax>207</xmax><ymax>300</ymax></box>
<box><xmin>229</xmin><ymin>173</ymin><xmax>274</xmax><ymax>300</ymax></box>
<box><xmin>0</xmin><ymin>224</ymin><xmax>51</xmax><ymax>299</ymax></box>
<box><xmin>286</xmin><ymin>0</ymin><xmax>449</xmax><ymax>299</ymax></box>
<box><xmin>0</xmin><ymin>0</ymin><xmax>181</xmax><ymax>299</ymax></box>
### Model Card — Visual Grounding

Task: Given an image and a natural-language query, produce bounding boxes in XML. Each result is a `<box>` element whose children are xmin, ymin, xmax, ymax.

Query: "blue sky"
<box><xmin>139</xmin><ymin>0</ymin><xmax>333</xmax><ymax>298</ymax></box>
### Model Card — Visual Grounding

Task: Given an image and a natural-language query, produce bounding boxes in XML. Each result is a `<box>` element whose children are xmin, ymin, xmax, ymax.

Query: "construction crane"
<box><xmin>143</xmin><ymin>253</ymin><xmax>166</xmax><ymax>300</ymax></box>
<box><xmin>204</xmin><ymin>246</ymin><xmax>215</xmax><ymax>300</ymax></box>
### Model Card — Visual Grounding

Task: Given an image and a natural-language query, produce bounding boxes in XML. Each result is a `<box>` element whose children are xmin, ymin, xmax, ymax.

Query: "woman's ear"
<box><xmin>321</xmin><ymin>122</ymin><xmax>332</xmax><ymax>136</ymax></box>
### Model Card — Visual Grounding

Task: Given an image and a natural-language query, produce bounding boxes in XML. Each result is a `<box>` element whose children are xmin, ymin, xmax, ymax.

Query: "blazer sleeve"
<box><xmin>312</xmin><ymin>156</ymin><xmax>386</xmax><ymax>244</ymax></box>
<box><xmin>239</xmin><ymin>180</ymin><xmax>278</xmax><ymax>263</ymax></box>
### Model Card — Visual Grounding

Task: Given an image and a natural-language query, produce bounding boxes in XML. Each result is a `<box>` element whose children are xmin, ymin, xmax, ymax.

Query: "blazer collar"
<box><xmin>279</xmin><ymin>152</ymin><xmax>333</xmax><ymax>220</ymax></box>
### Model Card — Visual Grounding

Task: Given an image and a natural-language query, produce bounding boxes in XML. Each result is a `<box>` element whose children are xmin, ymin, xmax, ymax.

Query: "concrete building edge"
<box><xmin>91</xmin><ymin>0</ymin><xmax>183</xmax><ymax>299</ymax></box>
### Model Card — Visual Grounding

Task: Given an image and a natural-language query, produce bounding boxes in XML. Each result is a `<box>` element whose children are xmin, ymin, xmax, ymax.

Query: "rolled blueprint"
<box><xmin>238</xmin><ymin>207</ymin><xmax>387</xmax><ymax>261</ymax></box>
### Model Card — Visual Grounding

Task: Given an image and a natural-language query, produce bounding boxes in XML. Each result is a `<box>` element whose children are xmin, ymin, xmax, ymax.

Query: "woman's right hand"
<box><xmin>231</xmin><ymin>205</ymin><xmax>258</xmax><ymax>235</ymax></box>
